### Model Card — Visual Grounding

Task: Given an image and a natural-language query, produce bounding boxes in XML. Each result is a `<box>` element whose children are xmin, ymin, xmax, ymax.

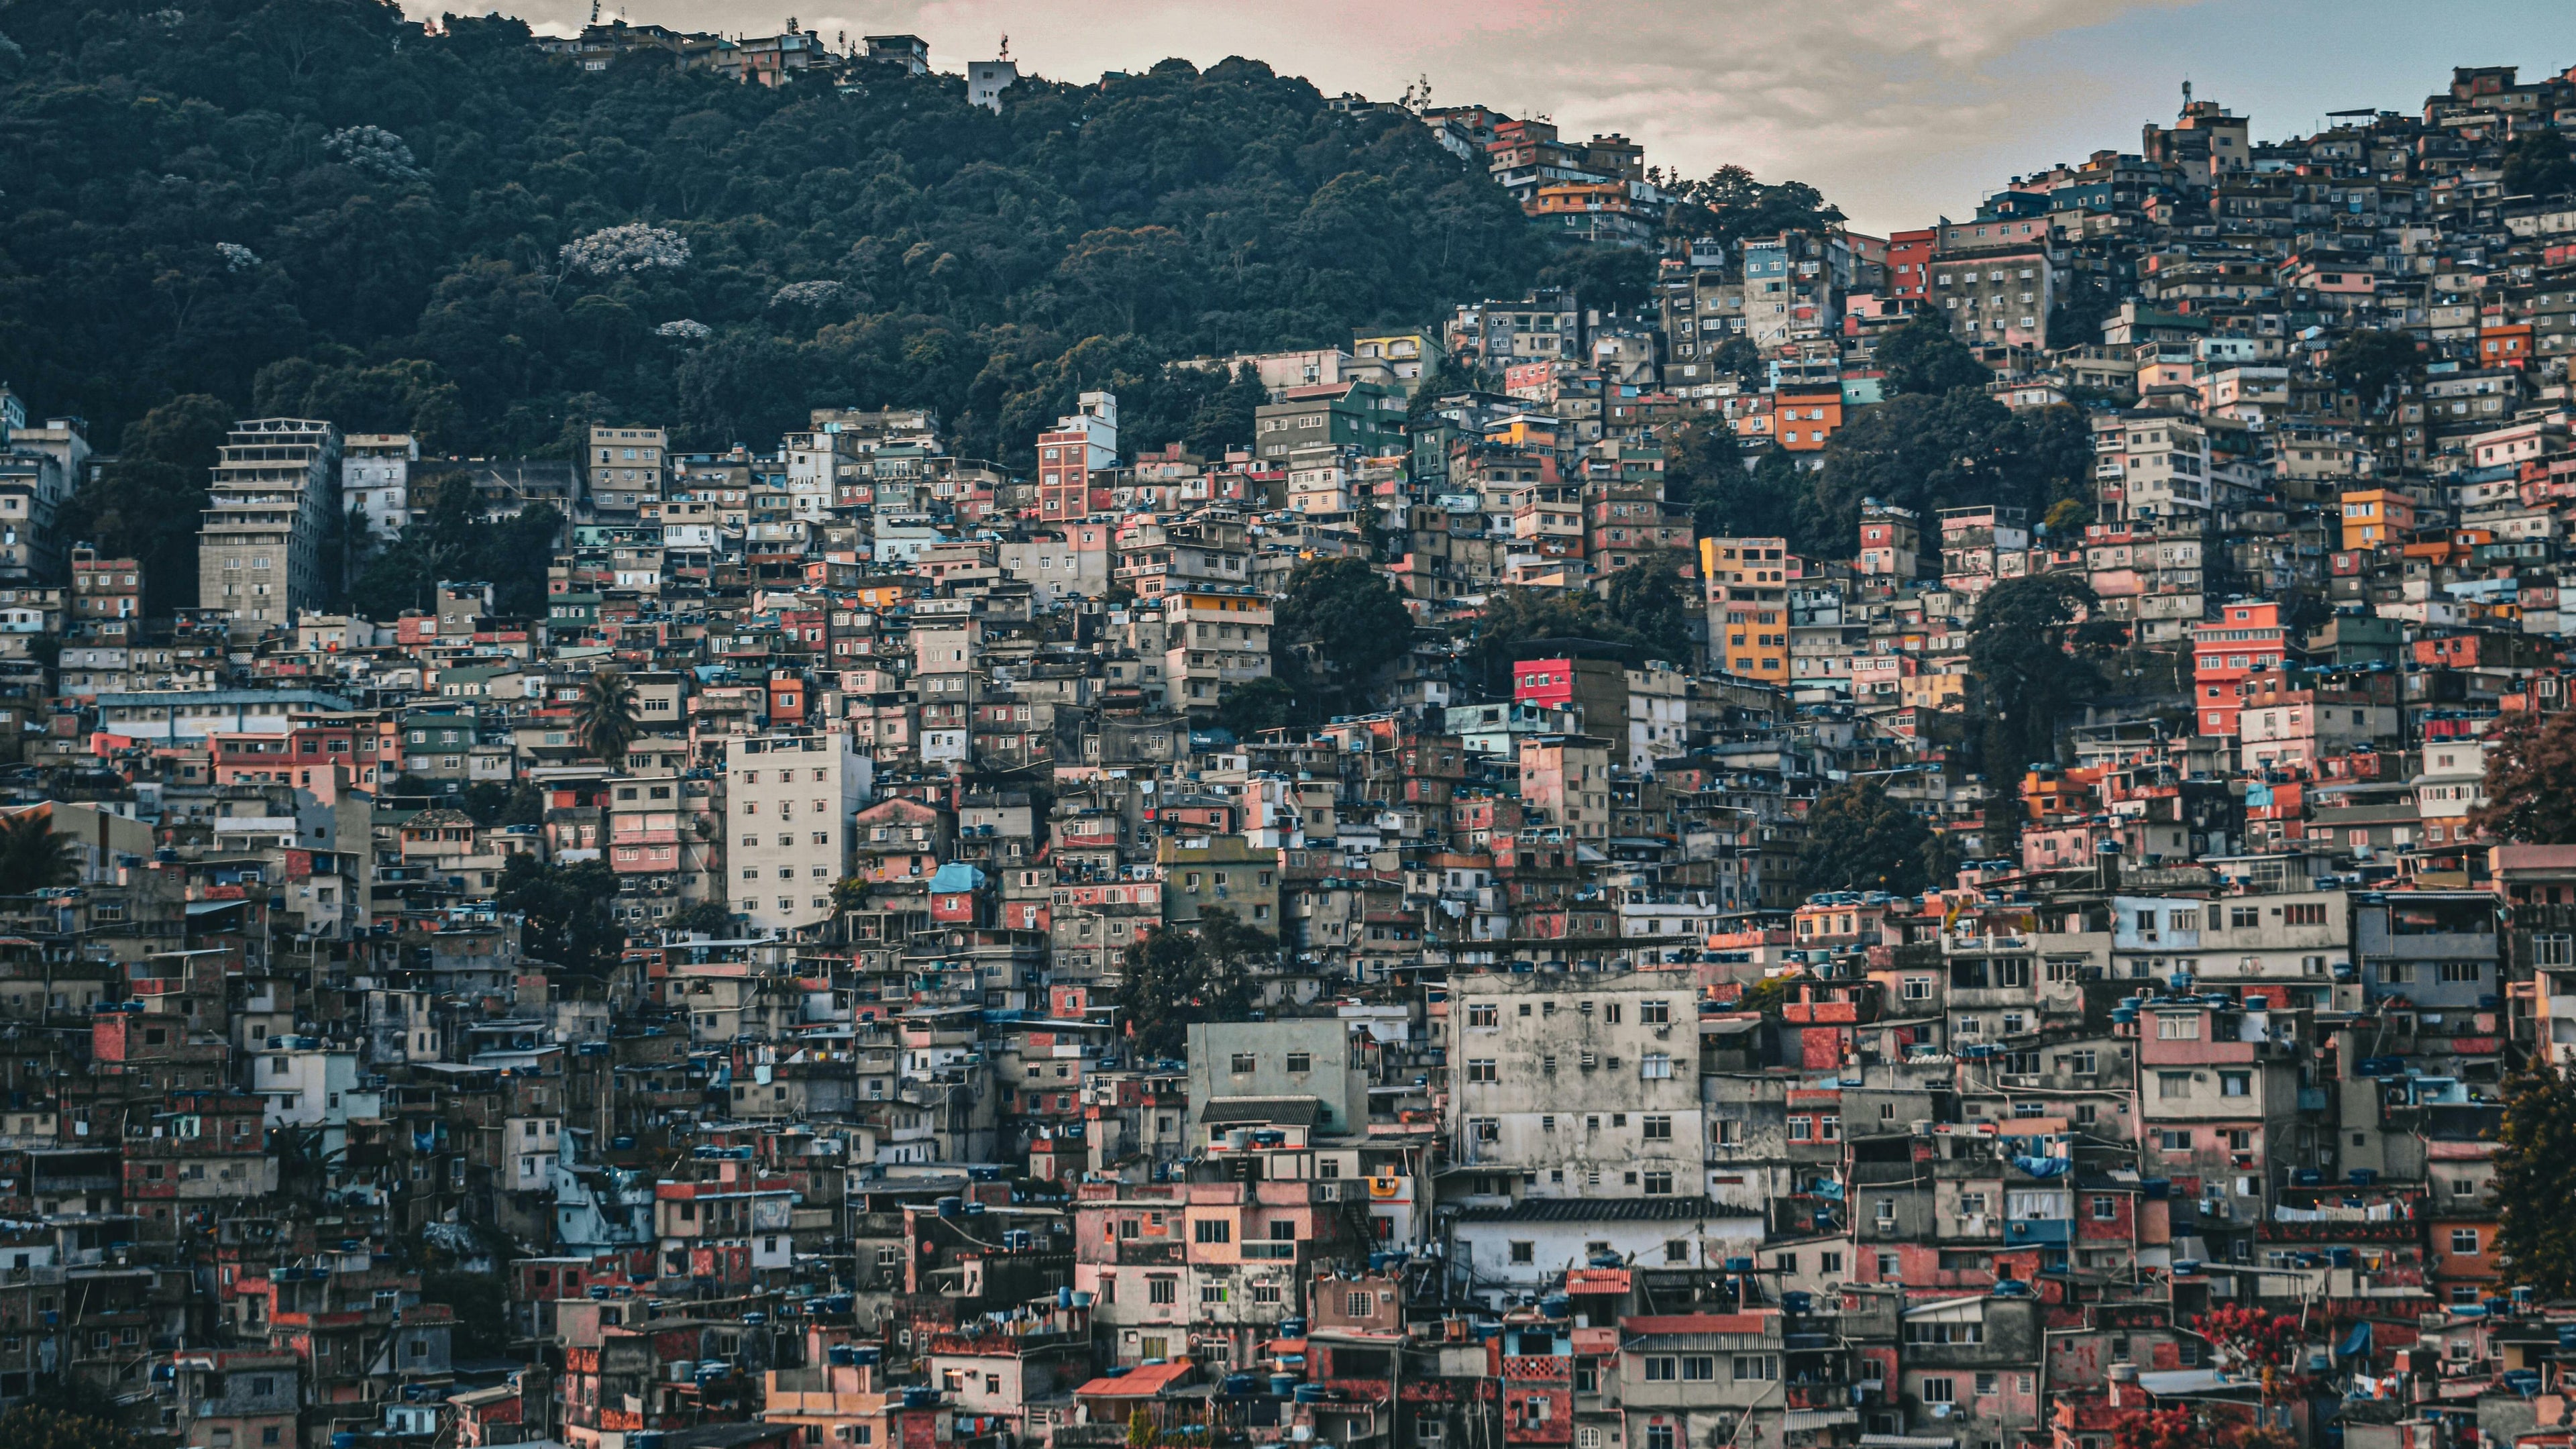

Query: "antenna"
<box><xmin>999</xmin><ymin>33</ymin><xmax>1010</xmax><ymax>62</ymax></box>
<box><xmin>588</xmin><ymin>0</ymin><xmax>598</xmax><ymax>23</ymax></box>
<box><xmin>2182</xmin><ymin>78</ymin><xmax>2192</xmax><ymax>107</ymax></box>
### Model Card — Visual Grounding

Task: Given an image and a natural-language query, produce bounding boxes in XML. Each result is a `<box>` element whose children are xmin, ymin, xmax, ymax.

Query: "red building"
<box><xmin>1886</xmin><ymin>227</ymin><xmax>1937</xmax><ymax>302</ymax></box>
<box><xmin>2192</xmin><ymin>600</ymin><xmax>2288</xmax><ymax>737</ymax></box>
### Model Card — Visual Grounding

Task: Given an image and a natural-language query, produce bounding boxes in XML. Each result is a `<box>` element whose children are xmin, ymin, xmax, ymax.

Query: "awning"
<box><xmin>1783</xmin><ymin>1409</ymin><xmax>1860</xmax><ymax>1431</ymax></box>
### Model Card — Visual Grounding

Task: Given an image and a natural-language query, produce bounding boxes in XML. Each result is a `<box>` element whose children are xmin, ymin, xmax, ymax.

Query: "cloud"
<box><xmin>410</xmin><ymin>0</ymin><xmax>2204</xmax><ymax>229</ymax></box>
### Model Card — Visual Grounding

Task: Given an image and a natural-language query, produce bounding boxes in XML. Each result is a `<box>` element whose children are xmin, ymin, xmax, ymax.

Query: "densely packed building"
<box><xmin>5</xmin><ymin>48</ymin><xmax>2576</xmax><ymax>1449</ymax></box>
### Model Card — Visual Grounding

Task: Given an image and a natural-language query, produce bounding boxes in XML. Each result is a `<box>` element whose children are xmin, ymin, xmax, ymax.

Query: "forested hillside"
<box><xmin>0</xmin><ymin>0</ymin><xmax>1548</xmax><ymax>462</ymax></box>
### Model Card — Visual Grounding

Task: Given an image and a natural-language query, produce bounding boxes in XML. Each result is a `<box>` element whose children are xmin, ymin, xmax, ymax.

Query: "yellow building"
<box><xmin>2339</xmin><ymin>488</ymin><xmax>2414</xmax><ymax>551</ymax></box>
<box><xmin>1701</xmin><ymin>537</ymin><xmax>1792</xmax><ymax>684</ymax></box>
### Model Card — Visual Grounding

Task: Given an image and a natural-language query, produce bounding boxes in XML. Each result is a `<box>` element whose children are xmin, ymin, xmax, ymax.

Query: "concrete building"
<box><xmin>1444</xmin><ymin>969</ymin><xmax>1705</xmax><ymax>1201</ymax></box>
<box><xmin>724</xmin><ymin>729</ymin><xmax>876</xmax><ymax>936</ymax></box>
<box><xmin>197</xmin><ymin>417</ymin><xmax>340</xmax><ymax>628</ymax></box>
<box><xmin>586</xmin><ymin>423</ymin><xmax>666</xmax><ymax>515</ymax></box>
<box><xmin>342</xmin><ymin>431</ymin><xmax>419</xmax><ymax>547</ymax></box>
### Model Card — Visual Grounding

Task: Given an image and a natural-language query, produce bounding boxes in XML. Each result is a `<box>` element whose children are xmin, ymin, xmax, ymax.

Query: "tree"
<box><xmin>1707</xmin><ymin>335</ymin><xmax>1764</xmax><ymax>386</ymax></box>
<box><xmin>1875</xmin><ymin>311</ymin><xmax>1992</xmax><ymax>397</ymax></box>
<box><xmin>0</xmin><ymin>1406</ymin><xmax>140</xmax><ymax>1449</ymax></box>
<box><xmin>1672</xmin><ymin>440</ymin><xmax>1796</xmax><ymax>543</ymax></box>
<box><xmin>0</xmin><ymin>19</ymin><xmax>1550</xmax><ymax>469</ymax></box>
<box><xmin>1603</xmin><ymin>553</ymin><xmax>1697</xmax><ymax>665</ymax></box>
<box><xmin>2473</xmin><ymin>708</ymin><xmax>2576</xmax><ymax>845</ymax></box>
<box><xmin>1116</xmin><ymin>906</ymin><xmax>1276</xmax><ymax>1059</ymax></box>
<box><xmin>2047</xmin><ymin>272</ymin><xmax>2121</xmax><ymax>354</ymax></box>
<box><xmin>1666</xmin><ymin>165</ymin><xmax>1844</xmax><ymax>249</ymax></box>
<box><xmin>494</xmin><ymin>854</ymin><xmax>625</xmax><ymax>976</ymax></box>
<box><xmin>460</xmin><ymin>781</ymin><xmax>545</xmax><ymax>828</ymax></box>
<box><xmin>575</xmin><ymin>667</ymin><xmax>643</xmax><ymax>765</ymax></box>
<box><xmin>425</xmin><ymin>1267</ymin><xmax>515</xmax><ymax>1358</ymax></box>
<box><xmin>1797</xmin><ymin>781</ymin><xmax>1945</xmax><ymax>896</ymax></box>
<box><xmin>2110</xmin><ymin>1408</ymin><xmax>2206</xmax><ymax>1449</ymax></box>
<box><xmin>2496</xmin><ymin>1058</ymin><xmax>2576</xmax><ymax>1297</ymax></box>
<box><xmin>1969</xmin><ymin>576</ymin><xmax>2117</xmax><ymax>795</ymax></box>
<box><xmin>1215</xmin><ymin>676</ymin><xmax>1305</xmax><ymax>737</ymax></box>
<box><xmin>661</xmin><ymin>902</ymin><xmax>733</xmax><ymax>934</ymax></box>
<box><xmin>54</xmin><ymin>393</ymin><xmax>233</xmax><ymax>616</ymax></box>
<box><xmin>1803</xmin><ymin>391</ymin><xmax>2092</xmax><ymax>557</ymax></box>
<box><xmin>2327</xmin><ymin>329</ymin><xmax>2422</xmax><ymax>413</ymax></box>
<box><xmin>2191</xmin><ymin>1305</ymin><xmax>2302</xmax><ymax>1376</ymax></box>
<box><xmin>1539</xmin><ymin>246</ymin><xmax>1655</xmax><ymax>314</ymax></box>
<box><xmin>2503</xmin><ymin>129</ymin><xmax>2576</xmax><ymax>200</ymax></box>
<box><xmin>1273</xmin><ymin>557</ymin><xmax>1415</xmax><ymax>703</ymax></box>
<box><xmin>1463</xmin><ymin>586</ymin><xmax>1642</xmax><ymax>695</ymax></box>
<box><xmin>0</xmin><ymin>811</ymin><xmax>80</xmax><ymax>896</ymax></box>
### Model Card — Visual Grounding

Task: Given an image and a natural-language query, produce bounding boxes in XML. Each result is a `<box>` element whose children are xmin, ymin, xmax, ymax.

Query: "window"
<box><xmin>1194</xmin><ymin>1219</ymin><xmax>1231</xmax><ymax>1244</ymax></box>
<box><xmin>1644</xmin><ymin>1171</ymin><xmax>1674</xmax><ymax>1195</ymax></box>
<box><xmin>1509</xmin><ymin>1241</ymin><xmax>1534</xmax><ymax>1265</ymax></box>
<box><xmin>2156</xmin><ymin>1014</ymin><xmax>2200</xmax><ymax>1040</ymax></box>
<box><xmin>2451</xmin><ymin>1229</ymin><xmax>2481</xmax><ymax>1255</ymax></box>
<box><xmin>1642</xmin><ymin>1114</ymin><xmax>1672</xmax><ymax>1141</ymax></box>
<box><xmin>1148</xmin><ymin>1277</ymin><xmax>1177</xmax><ymax>1304</ymax></box>
<box><xmin>1230</xmin><ymin>1053</ymin><xmax>1256</xmax><ymax>1073</ymax></box>
<box><xmin>1640</xmin><ymin>999</ymin><xmax>1670</xmax><ymax>1024</ymax></box>
<box><xmin>1732</xmin><ymin>1356</ymin><xmax>1776</xmax><ymax>1381</ymax></box>
<box><xmin>1921</xmin><ymin>1377</ymin><xmax>1955</xmax><ymax>1403</ymax></box>
<box><xmin>2091</xmin><ymin>1195</ymin><xmax>2118</xmax><ymax>1221</ymax></box>
<box><xmin>1644</xmin><ymin>1357</ymin><xmax>1676</xmax><ymax>1382</ymax></box>
<box><xmin>1344</xmin><ymin>1291</ymin><xmax>1375</xmax><ymax>1317</ymax></box>
<box><xmin>2158</xmin><ymin>1073</ymin><xmax>2191</xmax><ymax>1099</ymax></box>
<box><xmin>1680</xmin><ymin>1356</ymin><xmax>1715</xmax><ymax>1381</ymax></box>
<box><xmin>1467</xmin><ymin>1059</ymin><xmax>1498</xmax><ymax>1083</ymax></box>
<box><xmin>1468</xmin><ymin>1003</ymin><xmax>1499</xmax><ymax>1026</ymax></box>
<box><xmin>1666</xmin><ymin>1240</ymin><xmax>1690</xmax><ymax>1264</ymax></box>
<box><xmin>1640</xmin><ymin>1053</ymin><xmax>1672</xmax><ymax>1079</ymax></box>
<box><xmin>2220</xmin><ymin>1073</ymin><xmax>2250</xmax><ymax>1098</ymax></box>
<box><xmin>1645</xmin><ymin>1428</ymin><xmax>1672</xmax><ymax>1449</ymax></box>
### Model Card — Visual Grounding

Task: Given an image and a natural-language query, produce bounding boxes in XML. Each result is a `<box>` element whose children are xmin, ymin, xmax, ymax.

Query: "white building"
<box><xmin>342</xmin><ymin>432</ymin><xmax>418</xmax><ymax>545</ymax></box>
<box><xmin>1444</xmin><ymin>971</ymin><xmax>1705</xmax><ymax>1201</ymax></box>
<box><xmin>724</xmin><ymin>730</ymin><xmax>875</xmax><ymax>935</ymax></box>
<box><xmin>251</xmin><ymin>1044</ymin><xmax>360</xmax><ymax>1129</ymax></box>
<box><xmin>967</xmin><ymin>57</ymin><xmax>1018</xmax><ymax>111</ymax></box>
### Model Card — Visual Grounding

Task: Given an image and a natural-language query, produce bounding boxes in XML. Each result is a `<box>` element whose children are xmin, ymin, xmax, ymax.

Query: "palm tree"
<box><xmin>0</xmin><ymin>811</ymin><xmax>80</xmax><ymax>896</ymax></box>
<box><xmin>574</xmin><ymin>667</ymin><xmax>642</xmax><ymax>765</ymax></box>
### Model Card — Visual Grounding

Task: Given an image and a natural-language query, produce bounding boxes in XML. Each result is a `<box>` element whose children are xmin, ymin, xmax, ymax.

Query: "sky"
<box><xmin>407</xmin><ymin>0</ymin><xmax>2574</xmax><ymax>234</ymax></box>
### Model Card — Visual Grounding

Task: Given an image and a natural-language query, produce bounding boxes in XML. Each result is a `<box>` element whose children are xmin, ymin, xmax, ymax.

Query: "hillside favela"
<box><xmin>15</xmin><ymin>6</ymin><xmax>2576</xmax><ymax>1449</ymax></box>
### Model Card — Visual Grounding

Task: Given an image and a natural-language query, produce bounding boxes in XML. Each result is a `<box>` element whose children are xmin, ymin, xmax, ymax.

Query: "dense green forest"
<box><xmin>0</xmin><ymin>0</ymin><xmax>1550</xmax><ymax>465</ymax></box>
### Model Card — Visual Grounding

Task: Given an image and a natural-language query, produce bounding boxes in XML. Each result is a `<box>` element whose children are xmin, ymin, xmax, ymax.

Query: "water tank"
<box><xmin>2108</xmin><ymin>1362</ymin><xmax>2138</xmax><ymax>1384</ymax></box>
<box><xmin>936</xmin><ymin>1196</ymin><xmax>963</xmax><ymax>1218</ymax></box>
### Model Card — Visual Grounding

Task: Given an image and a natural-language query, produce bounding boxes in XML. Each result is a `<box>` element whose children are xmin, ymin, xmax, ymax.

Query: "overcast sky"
<box><xmin>411</xmin><ymin>1</ymin><xmax>2573</xmax><ymax>234</ymax></box>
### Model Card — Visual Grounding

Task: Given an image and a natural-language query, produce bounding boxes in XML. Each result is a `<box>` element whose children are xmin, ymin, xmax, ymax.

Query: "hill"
<box><xmin>0</xmin><ymin>0</ymin><xmax>1548</xmax><ymax>464</ymax></box>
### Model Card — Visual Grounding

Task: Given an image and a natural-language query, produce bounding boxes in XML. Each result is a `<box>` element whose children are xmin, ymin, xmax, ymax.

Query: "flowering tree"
<box><xmin>654</xmin><ymin>319</ymin><xmax>712</xmax><ymax>340</ymax></box>
<box><xmin>560</xmin><ymin>223</ymin><xmax>690</xmax><ymax>279</ymax></box>
<box><xmin>215</xmin><ymin>242</ymin><xmax>260</xmax><ymax>271</ymax></box>
<box><xmin>322</xmin><ymin>125</ymin><xmax>425</xmax><ymax>182</ymax></box>
<box><xmin>2192</xmin><ymin>1305</ymin><xmax>2304</xmax><ymax>1376</ymax></box>
<box><xmin>769</xmin><ymin>279</ymin><xmax>841</xmax><ymax>309</ymax></box>
<box><xmin>2112</xmin><ymin>1408</ymin><xmax>2202</xmax><ymax>1449</ymax></box>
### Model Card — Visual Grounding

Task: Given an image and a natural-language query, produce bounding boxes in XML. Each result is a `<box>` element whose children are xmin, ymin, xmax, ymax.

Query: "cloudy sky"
<box><xmin>409</xmin><ymin>0</ymin><xmax>2571</xmax><ymax>233</ymax></box>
